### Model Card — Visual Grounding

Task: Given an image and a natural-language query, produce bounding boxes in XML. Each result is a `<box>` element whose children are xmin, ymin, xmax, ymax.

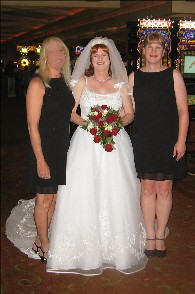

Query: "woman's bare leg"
<box><xmin>155</xmin><ymin>180</ymin><xmax>173</xmax><ymax>250</ymax></box>
<box><xmin>47</xmin><ymin>193</ymin><xmax>57</xmax><ymax>226</ymax></box>
<box><xmin>141</xmin><ymin>179</ymin><xmax>156</xmax><ymax>249</ymax></box>
<box><xmin>34</xmin><ymin>193</ymin><xmax>55</xmax><ymax>253</ymax></box>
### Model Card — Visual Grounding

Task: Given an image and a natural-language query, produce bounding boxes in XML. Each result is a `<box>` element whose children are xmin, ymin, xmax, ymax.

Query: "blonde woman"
<box><xmin>6</xmin><ymin>37</ymin><xmax>74</xmax><ymax>261</ymax></box>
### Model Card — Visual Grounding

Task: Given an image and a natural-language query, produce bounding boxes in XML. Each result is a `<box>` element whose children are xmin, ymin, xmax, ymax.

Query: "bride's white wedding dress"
<box><xmin>47</xmin><ymin>86</ymin><xmax>147</xmax><ymax>275</ymax></box>
<box><xmin>5</xmin><ymin>85</ymin><xmax>147</xmax><ymax>275</ymax></box>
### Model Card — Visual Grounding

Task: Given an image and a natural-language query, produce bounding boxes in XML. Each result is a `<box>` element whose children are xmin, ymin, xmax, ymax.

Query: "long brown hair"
<box><xmin>85</xmin><ymin>43</ymin><xmax>112</xmax><ymax>77</ymax></box>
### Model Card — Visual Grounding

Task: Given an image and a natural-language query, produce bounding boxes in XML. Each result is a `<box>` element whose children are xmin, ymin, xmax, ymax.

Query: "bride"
<box><xmin>47</xmin><ymin>37</ymin><xmax>147</xmax><ymax>275</ymax></box>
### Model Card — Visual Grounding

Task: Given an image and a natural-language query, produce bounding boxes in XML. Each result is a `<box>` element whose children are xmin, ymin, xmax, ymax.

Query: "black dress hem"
<box><xmin>137</xmin><ymin>172</ymin><xmax>187</xmax><ymax>181</ymax></box>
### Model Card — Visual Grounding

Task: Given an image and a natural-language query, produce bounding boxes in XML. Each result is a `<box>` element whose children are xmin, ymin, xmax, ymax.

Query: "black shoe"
<box><xmin>32</xmin><ymin>242</ymin><xmax>41</xmax><ymax>254</ymax></box>
<box><xmin>38</xmin><ymin>247</ymin><xmax>48</xmax><ymax>262</ymax></box>
<box><xmin>144</xmin><ymin>238</ymin><xmax>156</xmax><ymax>258</ymax></box>
<box><xmin>155</xmin><ymin>238</ymin><xmax>167</xmax><ymax>258</ymax></box>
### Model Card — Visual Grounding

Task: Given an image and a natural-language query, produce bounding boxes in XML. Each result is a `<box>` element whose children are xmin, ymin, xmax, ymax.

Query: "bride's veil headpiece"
<box><xmin>70</xmin><ymin>37</ymin><xmax>129</xmax><ymax>90</ymax></box>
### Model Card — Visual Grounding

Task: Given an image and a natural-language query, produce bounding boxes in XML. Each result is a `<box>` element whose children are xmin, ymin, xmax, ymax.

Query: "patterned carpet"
<box><xmin>1</xmin><ymin>98</ymin><xmax>195</xmax><ymax>294</ymax></box>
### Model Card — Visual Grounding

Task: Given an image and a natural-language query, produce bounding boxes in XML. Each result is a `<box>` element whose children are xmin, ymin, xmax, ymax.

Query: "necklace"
<box><xmin>94</xmin><ymin>76</ymin><xmax>110</xmax><ymax>82</ymax></box>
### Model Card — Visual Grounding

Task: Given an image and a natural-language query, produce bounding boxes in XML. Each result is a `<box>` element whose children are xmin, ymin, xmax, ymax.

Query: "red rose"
<box><xmin>101</xmin><ymin>105</ymin><xmax>107</xmax><ymax>110</ymax></box>
<box><xmin>91</xmin><ymin>115</ymin><xmax>99</xmax><ymax>122</ymax></box>
<box><xmin>97</xmin><ymin>112</ymin><xmax>102</xmax><ymax>118</ymax></box>
<box><xmin>98</xmin><ymin>121</ymin><xmax>104</xmax><ymax>127</ymax></box>
<box><xmin>94</xmin><ymin>135</ymin><xmax>101</xmax><ymax>143</ymax></box>
<box><xmin>103</xmin><ymin>130</ymin><xmax>110</xmax><ymax>137</ymax></box>
<box><xmin>105</xmin><ymin>144</ymin><xmax>113</xmax><ymax>152</ymax></box>
<box><xmin>90</xmin><ymin>128</ymin><xmax>97</xmax><ymax>135</ymax></box>
<box><xmin>112</xmin><ymin>128</ymin><xmax>119</xmax><ymax>136</ymax></box>
<box><xmin>111</xmin><ymin>114</ymin><xmax>118</xmax><ymax>121</ymax></box>
<box><xmin>106</xmin><ymin>116</ymin><xmax>113</xmax><ymax>123</ymax></box>
<box><xmin>92</xmin><ymin>107</ymin><xmax>99</xmax><ymax>112</ymax></box>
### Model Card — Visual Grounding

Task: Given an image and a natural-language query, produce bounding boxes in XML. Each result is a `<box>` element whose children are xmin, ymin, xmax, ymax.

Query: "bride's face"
<box><xmin>91</xmin><ymin>48</ymin><xmax>110</xmax><ymax>72</ymax></box>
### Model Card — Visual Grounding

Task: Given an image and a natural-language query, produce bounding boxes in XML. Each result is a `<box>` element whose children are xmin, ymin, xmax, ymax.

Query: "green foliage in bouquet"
<box><xmin>82</xmin><ymin>105</ymin><xmax>123</xmax><ymax>152</ymax></box>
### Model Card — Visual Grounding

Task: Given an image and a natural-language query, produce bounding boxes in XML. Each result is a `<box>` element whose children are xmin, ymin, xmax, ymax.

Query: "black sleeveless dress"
<box><xmin>27</xmin><ymin>76</ymin><xmax>75</xmax><ymax>194</ymax></box>
<box><xmin>131</xmin><ymin>68</ymin><xmax>187</xmax><ymax>181</ymax></box>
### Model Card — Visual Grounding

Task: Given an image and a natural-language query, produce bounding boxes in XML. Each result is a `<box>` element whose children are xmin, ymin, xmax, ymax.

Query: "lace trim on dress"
<box><xmin>48</xmin><ymin>205</ymin><xmax>146</xmax><ymax>264</ymax></box>
<box><xmin>48</xmin><ymin>222</ymin><xmax>146</xmax><ymax>259</ymax></box>
<box><xmin>5</xmin><ymin>198</ymin><xmax>40</xmax><ymax>259</ymax></box>
<box><xmin>80</xmin><ymin>87</ymin><xmax>123</xmax><ymax>119</ymax></box>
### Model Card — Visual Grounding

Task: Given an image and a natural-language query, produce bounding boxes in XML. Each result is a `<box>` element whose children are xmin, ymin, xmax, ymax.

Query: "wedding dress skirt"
<box><xmin>47</xmin><ymin>129</ymin><xmax>147</xmax><ymax>274</ymax></box>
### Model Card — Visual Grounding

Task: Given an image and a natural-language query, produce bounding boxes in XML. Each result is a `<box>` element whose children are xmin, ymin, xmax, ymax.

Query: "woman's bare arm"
<box><xmin>173</xmin><ymin>69</ymin><xmax>189</xmax><ymax>161</ymax></box>
<box><xmin>128</xmin><ymin>72</ymin><xmax>135</xmax><ymax>111</ymax></box>
<box><xmin>26</xmin><ymin>77</ymin><xmax>50</xmax><ymax>179</ymax></box>
<box><xmin>121</xmin><ymin>86</ymin><xmax>134</xmax><ymax>127</ymax></box>
<box><xmin>71</xmin><ymin>77</ymin><xmax>86</xmax><ymax>126</ymax></box>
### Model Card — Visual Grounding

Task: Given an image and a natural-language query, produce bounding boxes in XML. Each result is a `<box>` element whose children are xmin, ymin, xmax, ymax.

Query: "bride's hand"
<box><xmin>37</xmin><ymin>160</ymin><xmax>51</xmax><ymax>179</ymax></box>
<box><xmin>81</xmin><ymin>119</ymin><xmax>86</xmax><ymax>126</ymax></box>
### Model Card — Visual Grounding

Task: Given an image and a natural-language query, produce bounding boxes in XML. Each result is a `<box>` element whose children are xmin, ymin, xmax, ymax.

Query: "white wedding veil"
<box><xmin>70</xmin><ymin>37</ymin><xmax>129</xmax><ymax>90</ymax></box>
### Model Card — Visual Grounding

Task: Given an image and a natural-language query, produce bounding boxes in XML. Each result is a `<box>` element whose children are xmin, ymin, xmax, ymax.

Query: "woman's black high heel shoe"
<box><xmin>32</xmin><ymin>242</ymin><xmax>41</xmax><ymax>254</ymax></box>
<box><xmin>155</xmin><ymin>238</ymin><xmax>166</xmax><ymax>257</ymax></box>
<box><xmin>144</xmin><ymin>238</ymin><xmax>156</xmax><ymax>258</ymax></box>
<box><xmin>38</xmin><ymin>247</ymin><xmax>48</xmax><ymax>262</ymax></box>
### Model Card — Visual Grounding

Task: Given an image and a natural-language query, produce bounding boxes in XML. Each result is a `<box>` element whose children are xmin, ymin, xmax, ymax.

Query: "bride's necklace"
<box><xmin>94</xmin><ymin>76</ymin><xmax>110</xmax><ymax>82</ymax></box>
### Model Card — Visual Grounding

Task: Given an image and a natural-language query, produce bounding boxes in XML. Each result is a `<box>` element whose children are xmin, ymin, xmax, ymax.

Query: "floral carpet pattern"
<box><xmin>1</xmin><ymin>98</ymin><xmax>195</xmax><ymax>294</ymax></box>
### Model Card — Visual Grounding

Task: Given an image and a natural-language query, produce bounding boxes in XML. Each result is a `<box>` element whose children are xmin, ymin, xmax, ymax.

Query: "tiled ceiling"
<box><xmin>1</xmin><ymin>1</ymin><xmax>195</xmax><ymax>46</ymax></box>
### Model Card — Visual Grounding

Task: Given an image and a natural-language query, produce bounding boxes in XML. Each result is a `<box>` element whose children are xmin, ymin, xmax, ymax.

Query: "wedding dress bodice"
<box><xmin>80</xmin><ymin>87</ymin><xmax>122</xmax><ymax>119</ymax></box>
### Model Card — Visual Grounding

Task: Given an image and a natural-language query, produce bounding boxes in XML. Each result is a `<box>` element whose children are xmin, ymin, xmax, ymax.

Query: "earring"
<box><xmin>45</xmin><ymin>60</ymin><xmax>47</xmax><ymax>64</ymax></box>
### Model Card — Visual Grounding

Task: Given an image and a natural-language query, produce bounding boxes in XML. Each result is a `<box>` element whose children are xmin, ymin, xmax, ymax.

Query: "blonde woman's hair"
<box><xmin>37</xmin><ymin>36</ymin><xmax>71</xmax><ymax>88</ymax></box>
<box><xmin>144</xmin><ymin>33</ymin><xmax>166</xmax><ymax>49</ymax></box>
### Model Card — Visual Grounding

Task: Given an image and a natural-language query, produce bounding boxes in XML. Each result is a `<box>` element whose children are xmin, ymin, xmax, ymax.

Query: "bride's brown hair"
<box><xmin>85</xmin><ymin>44</ymin><xmax>112</xmax><ymax>77</ymax></box>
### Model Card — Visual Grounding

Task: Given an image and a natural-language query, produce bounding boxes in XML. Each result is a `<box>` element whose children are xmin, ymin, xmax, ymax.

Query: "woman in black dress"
<box><xmin>129</xmin><ymin>33</ymin><xmax>189</xmax><ymax>257</ymax></box>
<box><xmin>26</xmin><ymin>37</ymin><xmax>74</xmax><ymax>260</ymax></box>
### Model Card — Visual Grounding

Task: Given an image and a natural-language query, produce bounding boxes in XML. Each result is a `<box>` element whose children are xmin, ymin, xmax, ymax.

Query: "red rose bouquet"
<box><xmin>82</xmin><ymin>105</ymin><xmax>123</xmax><ymax>152</ymax></box>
